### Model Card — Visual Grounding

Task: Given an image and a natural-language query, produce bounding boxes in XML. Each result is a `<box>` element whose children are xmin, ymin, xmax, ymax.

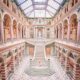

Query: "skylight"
<box><xmin>35</xmin><ymin>5</ymin><xmax>45</xmax><ymax>9</ymax></box>
<box><xmin>34</xmin><ymin>0</ymin><xmax>46</xmax><ymax>3</ymax></box>
<box><xmin>16</xmin><ymin>0</ymin><xmax>66</xmax><ymax>18</ymax></box>
<box><xmin>20</xmin><ymin>0</ymin><xmax>32</xmax><ymax>10</ymax></box>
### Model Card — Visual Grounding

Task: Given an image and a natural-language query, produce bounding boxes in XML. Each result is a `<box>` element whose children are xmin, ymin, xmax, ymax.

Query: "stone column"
<box><xmin>65</xmin><ymin>57</ymin><xmax>70</xmax><ymax>73</ymax></box>
<box><xmin>10</xmin><ymin>19</ymin><xmax>13</xmax><ymax>41</ymax></box>
<box><xmin>10</xmin><ymin>56</ymin><xmax>15</xmax><ymax>73</ymax></box>
<box><xmin>67</xmin><ymin>20</ymin><xmax>70</xmax><ymax>40</ymax></box>
<box><xmin>77</xmin><ymin>18</ymin><xmax>80</xmax><ymax>42</ymax></box>
<box><xmin>16</xmin><ymin>24</ymin><xmax>18</xmax><ymax>39</ymax></box>
<box><xmin>1</xmin><ymin>62</ymin><xmax>8</xmax><ymax>80</ymax></box>
<box><xmin>1</xmin><ymin>13</ymin><xmax>4</xmax><ymax>43</ymax></box>
<box><xmin>73</xmin><ymin>64</ymin><xmax>80</xmax><ymax>80</ymax></box>
<box><xmin>62</xmin><ymin>23</ymin><xmax>64</xmax><ymax>40</ymax></box>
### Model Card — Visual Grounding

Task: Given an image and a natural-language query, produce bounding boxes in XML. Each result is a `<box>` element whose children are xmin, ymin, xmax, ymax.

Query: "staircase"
<box><xmin>25</xmin><ymin>39</ymin><xmax>54</xmax><ymax>76</ymax></box>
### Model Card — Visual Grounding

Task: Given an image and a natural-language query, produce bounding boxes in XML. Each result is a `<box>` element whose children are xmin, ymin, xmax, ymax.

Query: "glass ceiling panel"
<box><xmin>35</xmin><ymin>5</ymin><xmax>45</xmax><ymax>8</ymax></box>
<box><xmin>16</xmin><ymin>0</ymin><xmax>65</xmax><ymax>18</ymax></box>
<box><xmin>47</xmin><ymin>6</ymin><xmax>56</xmax><ymax>14</ymax></box>
<box><xmin>27</xmin><ymin>11</ymin><xmax>35</xmax><ymax>17</ymax></box>
<box><xmin>48</xmin><ymin>0</ymin><xmax>60</xmax><ymax>10</ymax></box>
<box><xmin>55</xmin><ymin>0</ymin><xmax>63</xmax><ymax>4</ymax></box>
<box><xmin>20</xmin><ymin>0</ymin><xmax>32</xmax><ymax>9</ymax></box>
<box><xmin>17</xmin><ymin>0</ymin><xmax>25</xmax><ymax>4</ymax></box>
<box><xmin>35</xmin><ymin>10</ymin><xmax>46</xmax><ymax>17</ymax></box>
<box><xmin>24</xmin><ymin>6</ymin><xmax>33</xmax><ymax>14</ymax></box>
<box><xmin>34</xmin><ymin>0</ymin><xmax>46</xmax><ymax>3</ymax></box>
<box><xmin>46</xmin><ymin>11</ymin><xmax>52</xmax><ymax>18</ymax></box>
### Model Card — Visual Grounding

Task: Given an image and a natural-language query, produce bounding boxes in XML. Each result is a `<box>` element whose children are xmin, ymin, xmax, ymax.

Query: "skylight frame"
<box><xmin>16</xmin><ymin>0</ymin><xmax>66</xmax><ymax>18</ymax></box>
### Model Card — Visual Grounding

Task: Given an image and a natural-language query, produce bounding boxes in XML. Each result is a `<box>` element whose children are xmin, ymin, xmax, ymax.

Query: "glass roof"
<box><xmin>16</xmin><ymin>0</ymin><xmax>66</xmax><ymax>18</ymax></box>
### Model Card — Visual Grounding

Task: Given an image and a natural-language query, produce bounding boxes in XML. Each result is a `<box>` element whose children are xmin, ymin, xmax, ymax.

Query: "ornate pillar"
<box><xmin>16</xmin><ymin>23</ymin><xmax>18</xmax><ymax>39</ymax></box>
<box><xmin>0</xmin><ymin>11</ymin><xmax>3</xmax><ymax>43</ymax></box>
<box><xmin>73</xmin><ymin>64</ymin><xmax>80</xmax><ymax>80</ymax></box>
<box><xmin>62</xmin><ymin>23</ymin><xmax>64</xmax><ymax>40</ymax></box>
<box><xmin>67</xmin><ymin>19</ymin><xmax>70</xmax><ymax>40</ymax></box>
<box><xmin>1</xmin><ymin>12</ymin><xmax>4</xmax><ymax>43</ymax></box>
<box><xmin>77</xmin><ymin>18</ymin><xmax>80</xmax><ymax>42</ymax></box>
<box><xmin>10</xmin><ymin>56</ymin><xmax>15</xmax><ymax>73</ymax></box>
<box><xmin>11</xmin><ymin>18</ymin><xmax>13</xmax><ymax>41</ymax></box>
<box><xmin>1</xmin><ymin>62</ymin><xmax>7</xmax><ymax>80</ymax></box>
<box><xmin>65</xmin><ymin>57</ymin><xmax>70</xmax><ymax>73</ymax></box>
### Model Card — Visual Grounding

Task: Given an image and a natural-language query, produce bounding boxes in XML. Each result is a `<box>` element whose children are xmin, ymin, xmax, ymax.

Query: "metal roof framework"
<box><xmin>15</xmin><ymin>0</ymin><xmax>67</xmax><ymax>18</ymax></box>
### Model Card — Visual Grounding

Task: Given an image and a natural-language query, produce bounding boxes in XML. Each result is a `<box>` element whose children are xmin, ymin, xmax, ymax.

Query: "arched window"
<box><xmin>3</xmin><ymin>14</ymin><xmax>11</xmax><ymax>41</ymax></box>
<box><xmin>3</xmin><ymin>0</ymin><xmax>6</xmax><ymax>4</ymax></box>
<box><xmin>7</xmin><ymin>0</ymin><xmax>9</xmax><ymax>7</ymax></box>
<box><xmin>70</xmin><ymin>14</ymin><xmax>78</xmax><ymax>41</ymax></box>
<box><xmin>75</xmin><ymin>0</ymin><xmax>78</xmax><ymax>3</ymax></box>
<box><xmin>63</xmin><ymin>20</ymin><xmax>68</xmax><ymax>39</ymax></box>
<box><xmin>13</xmin><ymin>20</ymin><xmax>17</xmax><ymax>39</ymax></box>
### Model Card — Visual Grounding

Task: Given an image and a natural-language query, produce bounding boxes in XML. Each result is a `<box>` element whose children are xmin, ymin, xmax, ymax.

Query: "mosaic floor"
<box><xmin>10</xmin><ymin>56</ymin><xmax>70</xmax><ymax>80</ymax></box>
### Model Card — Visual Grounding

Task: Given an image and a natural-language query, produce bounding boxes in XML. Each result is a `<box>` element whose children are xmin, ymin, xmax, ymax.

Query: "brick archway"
<box><xmin>3</xmin><ymin>14</ymin><xmax>11</xmax><ymax>41</ymax></box>
<box><xmin>70</xmin><ymin>14</ymin><xmax>78</xmax><ymax>41</ymax></box>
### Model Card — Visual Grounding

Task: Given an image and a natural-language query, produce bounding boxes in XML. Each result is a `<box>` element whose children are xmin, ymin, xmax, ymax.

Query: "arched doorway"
<box><xmin>30</xmin><ymin>28</ymin><xmax>34</xmax><ymax>38</ymax></box>
<box><xmin>22</xmin><ymin>27</ymin><xmax>26</xmax><ymax>38</ymax></box>
<box><xmin>47</xmin><ymin>28</ymin><xmax>50</xmax><ymax>38</ymax></box>
<box><xmin>70</xmin><ymin>14</ymin><xmax>78</xmax><ymax>41</ymax></box>
<box><xmin>18</xmin><ymin>23</ymin><xmax>21</xmax><ymax>39</ymax></box>
<box><xmin>45</xmin><ymin>47</ymin><xmax>51</xmax><ymax>58</ymax></box>
<box><xmin>13</xmin><ymin>20</ymin><xmax>17</xmax><ymax>39</ymax></box>
<box><xmin>63</xmin><ymin>20</ymin><xmax>68</xmax><ymax>39</ymax></box>
<box><xmin>3</xmin><ymin>14</ymin><xmax>11</xmax><ymax>41</ymax></box>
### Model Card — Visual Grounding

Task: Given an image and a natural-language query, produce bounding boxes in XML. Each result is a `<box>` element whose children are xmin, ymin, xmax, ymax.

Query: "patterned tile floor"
<box><xmin>10</xmin><ymin>56</ymin><xmax>70</xmax><ymax>80</ymax></box>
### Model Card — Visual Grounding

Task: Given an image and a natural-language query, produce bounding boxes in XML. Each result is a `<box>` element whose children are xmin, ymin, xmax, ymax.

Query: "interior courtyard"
<box><xmin>0</xmin><ymin>0</ymin><xmax>80</xmax><ymax>80</ymax></box>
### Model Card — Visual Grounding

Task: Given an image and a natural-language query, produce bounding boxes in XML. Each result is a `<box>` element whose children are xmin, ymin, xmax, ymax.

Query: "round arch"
<box><xmin>70</xmin><ymin>14</ymin><xmax>78</xmax><ymax>41</ymax></box>
<box><xmin>3</xmin><ymin>14</ymin><xmax>11</xmax><ymax>41</ymax></box>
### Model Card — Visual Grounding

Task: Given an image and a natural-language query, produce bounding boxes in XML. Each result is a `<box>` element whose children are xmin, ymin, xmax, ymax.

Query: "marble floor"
<box><xmin>10</xmin><ymin>56</ymin><xmax>70</xmax><ymax>80</ymax></box>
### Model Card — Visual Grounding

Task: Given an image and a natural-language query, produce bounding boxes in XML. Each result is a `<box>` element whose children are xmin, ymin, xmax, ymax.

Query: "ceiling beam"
<box><xmin>53</xmin><ymin>0</ymin><xmax>61</xmax><ymax>6</ymax></box>
<box><xmin>46</xmin><ymin>11</ymin><xmax>53</xmax><ymax>17</ymax></box>
<box><xmin>52</xmin><ymin>0</ymin><xmax>63</xmax><ymax>8</ymax></box>
<box><xmin>48</xmin><ymin>5</ymin><xmax>57</xmax><ymax>11</ymax></box>
<box><xmin>23</xmin><ymin>4</ymin><xmax>32</xmax><ymax>10</ymax></box>
<box><xmin>45</xmin><ymin>0</ymin><xmax>48</xmax><ymax>9</ymax></box>
<box><xmin>33</xmin><ymin>2</ymin><xmax>47</xmax><ymax>5</ymax></box>
<box><xmin>25</xmin><ymin>9</ymin><xmax>34</xmax><ymax>15</ymax></box>
<box><xmin>34</xmin><ymin>8</ymin><xmax>45</xmax><ymax>10</ymax></box>
<box><xmin>27</xmin><ymin>10</ymin><xmax>34</xmax><ymax>16</ymax></box>
<box><xmin>31</xmin><ymin>0</ymin><xmax>35</xmax><ymax>12</ymax></box>
<box><xmin>46</xmin><ymin>9</ymin><xmax>55</xmax><ymax>15</ymax></box>
<box><xmin>18</xmin><ymin>0</ymin><xmax>28</xmax><ymax>6</ymax></box>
